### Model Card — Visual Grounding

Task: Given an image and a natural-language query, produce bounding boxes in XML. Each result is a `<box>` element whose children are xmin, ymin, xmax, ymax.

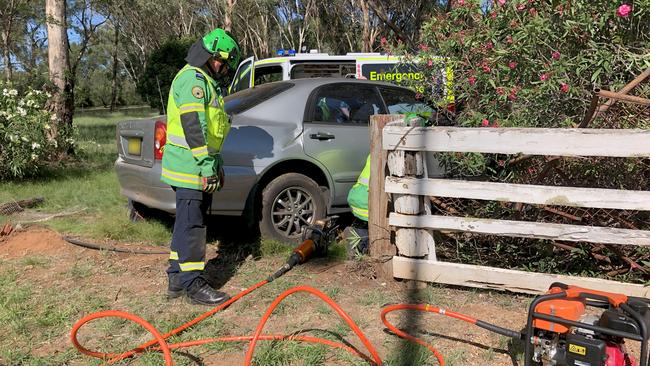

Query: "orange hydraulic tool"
<box><xmin>267</xmin><ymin>218</ymin><xmax>337</xmax><ymax>282</ymax></box>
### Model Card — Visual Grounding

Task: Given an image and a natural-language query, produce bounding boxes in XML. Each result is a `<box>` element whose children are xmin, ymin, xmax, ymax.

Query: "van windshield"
<box><xmin>224</xmin><ymin>82</ymin><xmax>294</xmax><ymax>115</ymax></box>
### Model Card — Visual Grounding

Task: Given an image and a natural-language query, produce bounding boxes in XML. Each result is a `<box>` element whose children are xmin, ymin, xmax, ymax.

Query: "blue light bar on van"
<box><xmin>288</xmin><ymin>49</ymin><xmax>296</xmax><ymax>56</ymax></box>
<box><xmin>276</xmin><ymin>49</ymin><xmax>284</xmax><ymax>56</ymax></box>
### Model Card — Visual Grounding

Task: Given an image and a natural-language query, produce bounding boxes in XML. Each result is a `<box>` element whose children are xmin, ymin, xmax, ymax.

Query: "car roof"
<box><xmin>274</xmin><ymin>77</ymin><xmax>409</xmax><ymax>89</ymax></box>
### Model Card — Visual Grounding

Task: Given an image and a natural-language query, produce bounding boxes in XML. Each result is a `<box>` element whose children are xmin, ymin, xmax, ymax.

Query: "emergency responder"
<box><xmin>344</xmin><ymin>154</ymin><xmax>370</xmax><ymax>258</ymax></box>
<box><xmin>161</xmin><ymin>28</ymin><xmax>240</xmax><ymax>305</ymax></box>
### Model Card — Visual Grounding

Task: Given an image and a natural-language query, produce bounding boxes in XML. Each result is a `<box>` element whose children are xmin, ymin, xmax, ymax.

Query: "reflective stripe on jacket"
<box><xmin>347</xmin><ymin>155</ymin><xmax>370</xmax><ymax>221</ymax></box>
<box><xmin>161</xmin><ymin>65</ymin><xmax>230</xmax><ymax>190</ymax></box>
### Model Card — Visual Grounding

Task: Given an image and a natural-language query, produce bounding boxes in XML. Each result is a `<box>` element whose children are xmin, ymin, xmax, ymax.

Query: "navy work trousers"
<box><xmin>167</xmin><ymin>187</ymin><xmax>212</xmax><ymax>288</ymax></box>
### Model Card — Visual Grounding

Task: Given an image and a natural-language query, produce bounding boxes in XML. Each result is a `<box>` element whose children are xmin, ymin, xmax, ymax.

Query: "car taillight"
<box><xmin>154</xmin><ymin>120</ymin><xmax>166</xmax><ymax>160</ymax></box>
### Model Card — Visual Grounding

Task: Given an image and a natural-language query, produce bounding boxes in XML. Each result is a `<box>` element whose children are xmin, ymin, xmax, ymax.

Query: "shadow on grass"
<box><xmin>417</xmin><ymin>330</ymin><xmax>521</xmax><ymax>366</ymax></box>
<box><xmin>203</xmin><ymin>215</ymin><xmax>263</xmax><ymax>290</ymax></box>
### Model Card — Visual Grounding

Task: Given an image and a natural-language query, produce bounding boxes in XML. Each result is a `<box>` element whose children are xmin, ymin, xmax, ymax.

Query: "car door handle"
<box><xmin>309</xmin><ymin>132</ymin><xmax>335</xmax><ymax>141</ymax></box>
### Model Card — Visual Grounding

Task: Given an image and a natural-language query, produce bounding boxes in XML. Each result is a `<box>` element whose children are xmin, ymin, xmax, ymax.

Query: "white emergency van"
<box><xmin>228</xmin><ymin>52</ymin><xmax>454</xmax><ymax>108</ymax></box>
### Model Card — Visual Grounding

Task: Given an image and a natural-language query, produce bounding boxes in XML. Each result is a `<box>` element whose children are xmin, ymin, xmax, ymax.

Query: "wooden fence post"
<box><xmin>368</xmin><ymin>115</ymin><xmax>400</xmax><ymax>277</ymax></box>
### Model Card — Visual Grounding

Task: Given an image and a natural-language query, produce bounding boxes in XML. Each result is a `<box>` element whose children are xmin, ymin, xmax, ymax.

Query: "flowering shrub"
<box><xmin>0</xmin><ymin>84</ymin><xmax>66</xmax><ymax>178</ymax></box>
<box><xmin>393</xmin><ymin>1</ymin><xmax>650</xmax><ymax>282</ymax></box>
<box><xmin>410</xmin><ymin>0</ymin><xmax>649</xmax><ymax>128</ymax></box>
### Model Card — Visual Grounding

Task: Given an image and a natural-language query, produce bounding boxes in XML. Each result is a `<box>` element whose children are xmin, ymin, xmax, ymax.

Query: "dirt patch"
<box><xmin>0</xmin><ymin>226</ymin><xmax>69</xmax><ymax>259</ymax></box>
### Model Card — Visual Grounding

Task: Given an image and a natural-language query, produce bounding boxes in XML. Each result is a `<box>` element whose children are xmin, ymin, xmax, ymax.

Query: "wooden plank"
<box><xmin>392</xmin><ymin>257</ymin><xmax>650</xmax><ymax>297</ymax></box>
<box><xmin>385</xmin><ymin>177</ymin><xmax>650</xmax><ymax>211</ymax></box>
<box><xmin>368</xmin><ymin>115</ymin><xmax>400</xmax><ymax>263</ymax></box>
<box><xmin>389</xmin><ymin>213</ymin><xmax>650</xmax><ymax>246</ymax></box>
<box><xmin>382</xmin><ymin>126</ymin><xmax>650</xmax><ymax>157</ymax></box>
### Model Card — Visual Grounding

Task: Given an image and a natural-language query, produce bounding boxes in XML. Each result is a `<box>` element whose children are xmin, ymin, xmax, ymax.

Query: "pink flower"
<box><xmin>498</xmin><ymin>160</ymin><xmax>506</xmax><ymax>167</ymax></box>
<box><xmin>560</xmin><ymin>83</ymin><xmax>570</xmax><ymax>93</ymax></box>
<box><xmin>617</xmin><ymin>4</ymin><xmax>632</xmax><ymax>18</ymax></box>
<box><xmin>457</xmin><ymin>0</ymin><xmax>465</xmax><ymax>5</ymax></box>
<box><xmin>485</xmin><ymin>41</ymin><xmax>494</xmax><ymax>50</ymax></box>
<box><xmin>517</xmin><ymin>3</ymin><xmax>526</xmax><ymax>11</ymax></box>
<box><xmin>496</xmin><ymin>87</ymin><xmax>505</xmax><ymax>95</ymax></box>
<box><xmin>508</xmin><ymin>61</ymin><xmax>517</xmax><ymax>69</ymax></box>
<box><xmin>482</xmin><ymin>64</ymin><xmax>491</xmax><ymax>73</ymax></box>
<box><xmin>481</xmin><ymin>119</ymin><xmax>490</xmax><ymax>127</ymax></box>
<box><xmin>490</xmin><ymin>11</ymin><xmax>497</xmax><ymax>19</ymax></box>
<box><xmin>419</xmin><ymin>43</ymin><xmax>429</xmax><ymax>52</ymax></box>
<box><xmin>380</xmin><ymin>37</ymin><xmax>387</xmax><ymax>46</ymax></box>
<box><xmin>468</xmin><ymin>76</ymin><xmax>477</xmax><ymax>85</ymax></box>
<box><xmin>427</xmin><ymin>59</ymin><xmax>434</xmax><ymax>67</ymax></box>
<box><xmin>497</xmin><ymin>0</ymin><xmax>506</xmax><ymax>5</ymax></box>
<box><xmin>506</xmin><ymin>35</ymin><xmax>513</xmax><ymax>44</ymax></box>
<box><xmin>539</xmin><ymin>73</ymin><xmax>549</xmax><ymax>81</ymax></box>
<box><xmin>528</xmin><ymin>7</ymin><xmax>537</xmax><ymax>16</ymax></box>
<box><xmin>551</xmin><ymin>51</ymin><xmax>561</xmax><ymax>60</ymax></box>
<box><xmin>509</xmin><ymin>88</ymin><xmax>518</xmax><ymax>101</ymax></box>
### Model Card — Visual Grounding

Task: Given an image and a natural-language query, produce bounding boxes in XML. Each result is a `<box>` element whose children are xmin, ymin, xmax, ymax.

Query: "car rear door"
<box><xmin>302</xmin><ymin>82</ymin><xmax>385</xmax><ymax>206</ymax></box>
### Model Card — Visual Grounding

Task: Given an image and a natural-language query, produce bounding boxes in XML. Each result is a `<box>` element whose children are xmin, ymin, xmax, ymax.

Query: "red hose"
<box><xmin>71</xmin><ymin>281</ymin><xmax>381</xmax><ymax>365</ymax></box>
<box><xmin>380</xmin><ymin>304</ymin><xmax>481</xmax><ymax>366</ymax></box>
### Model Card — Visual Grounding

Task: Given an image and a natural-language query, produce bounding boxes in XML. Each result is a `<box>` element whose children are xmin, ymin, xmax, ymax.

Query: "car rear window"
<box><xmin>224</xmin><ymin>82</ymin><xmax>294</xmax><ymax>115</ymax></box>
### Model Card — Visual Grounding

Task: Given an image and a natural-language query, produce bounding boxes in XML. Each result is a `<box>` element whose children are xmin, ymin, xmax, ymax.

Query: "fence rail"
<box><xmin>369</xmin><ymin>115</ymin><xmax>650</xmax><ymax>297</ymax></box>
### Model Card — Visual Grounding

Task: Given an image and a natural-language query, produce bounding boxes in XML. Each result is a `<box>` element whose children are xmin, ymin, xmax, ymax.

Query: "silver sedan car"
<box><xmin>115</xmin><ymin>78</ymin><xmax>442</xmax><ymax>242</ymax></box>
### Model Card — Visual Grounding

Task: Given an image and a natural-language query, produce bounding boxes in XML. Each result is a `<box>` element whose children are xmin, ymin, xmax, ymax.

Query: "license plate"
<box><xmin>127</xmin><ymin>137</ymin><xmax>142</xmax><ymax>156</ymax></box>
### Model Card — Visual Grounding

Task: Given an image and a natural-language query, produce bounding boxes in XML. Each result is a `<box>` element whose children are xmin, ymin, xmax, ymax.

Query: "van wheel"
<box><xmin>260</xmin><ymin>173</ymin><xmax>326</xmax><ymax>244</ymax></box>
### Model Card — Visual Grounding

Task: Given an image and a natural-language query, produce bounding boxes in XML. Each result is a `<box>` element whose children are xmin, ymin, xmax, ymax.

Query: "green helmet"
<box><xmin>202</xmin><ymin>28</ymin><xmax>241</xmax><ymax>70</ymax></box>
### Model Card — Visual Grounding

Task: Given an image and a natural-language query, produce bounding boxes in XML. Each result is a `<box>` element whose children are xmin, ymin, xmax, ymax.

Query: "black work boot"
<box><xmin>167</xmin><ymin>273</ymin><xmax>184</xmax><ymax>299</ymax></box>
<box><xmin>185</xmin><ymin>277</ymin><xmax>231</xmax><ymax>306</ymax></box>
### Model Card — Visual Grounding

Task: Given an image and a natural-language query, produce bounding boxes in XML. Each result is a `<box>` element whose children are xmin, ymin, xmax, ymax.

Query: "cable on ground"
<box><xmin>63</xmin><ymin>236</ymin><xmax>168</xmax><ymax>255</ymax></box>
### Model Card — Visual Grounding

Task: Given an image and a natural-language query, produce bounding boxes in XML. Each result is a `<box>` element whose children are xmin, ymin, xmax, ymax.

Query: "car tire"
<box><xmin>127</xmin><ymin>199</ymin><xmax>147</xmax><ymax>222</ymax></box>
<box><xmin>260</xmin><ymin>173</ymin><xmax>326</xmax><ymax>244</ymax></box>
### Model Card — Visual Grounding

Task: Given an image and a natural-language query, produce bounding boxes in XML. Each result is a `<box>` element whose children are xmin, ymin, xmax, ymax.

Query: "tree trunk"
<box><xmin>1</xmin><ymin>0</ymin><xmax>16</xmax><ymax>82</ymax></box>
<box><xmin>359</xmin><ymin>0</ymin><xmax>371</xmax><ymax>52</ymax></box>
<box><xmin>224</xmin><ymin>0</ymin><xmax>235</xmax><ymax>32</ymax></box>
<box><xmin>1</xmin><ymin>30</ymin><xmax>12</xmax><ymax>81</ymax></box>
<box><xmin>110</xmin><ymin>21</ymin><xmax>120</xmax><ymax>112</ymax></box>
<box><xmin>45</xmin><ymin>0</ymin><xmax>74</xmax><ymax>144</ymax></box>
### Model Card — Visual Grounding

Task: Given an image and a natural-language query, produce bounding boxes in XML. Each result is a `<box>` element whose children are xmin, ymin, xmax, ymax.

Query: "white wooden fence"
<box><xmin>369</xmin><ymin>115</ymin><xmax>650</xmax><ymax>297</ymax></box>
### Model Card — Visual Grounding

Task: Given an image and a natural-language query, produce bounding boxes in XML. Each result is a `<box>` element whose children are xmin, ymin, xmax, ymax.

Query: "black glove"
<box><xmin>202</xmin><ymin>175</ymin><xmax>219</xmax><ymax>193</ymax></box>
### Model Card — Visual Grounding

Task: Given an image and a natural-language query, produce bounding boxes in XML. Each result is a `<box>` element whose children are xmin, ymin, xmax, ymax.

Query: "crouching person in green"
<box><xmin>344</xmin><ymin>155</ymin><xmax>371</xmax><ymax>258</ymax></box>
<box><xmin>161</xmin><ymin>28</ymin><xmax>240</xmax><ymax>305</ymax></box>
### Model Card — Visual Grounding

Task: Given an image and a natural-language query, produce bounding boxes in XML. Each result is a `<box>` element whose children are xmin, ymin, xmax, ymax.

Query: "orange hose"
<box><xmin>71</xmin><ymin>280</ymin><xmax>268</xmax><ymax>364</ymax></box>
<box><xmin>380</xmin><ymin>304</ymin><xmax>481</xmax><ymax>366</ymax></box>
<box><xmin>244</xmin><ymin>285</ymin><xmax>383</xmax><ymax>366</ymax></box>
<box><xmin>72</xmin><ymin>280</ymin><xmax>496</xmax><ymax>366</ymax></box>
<box><xmin>71</xmin><ymin>280</ymin><xmax>381</xmax><ymax>365</ymax></box>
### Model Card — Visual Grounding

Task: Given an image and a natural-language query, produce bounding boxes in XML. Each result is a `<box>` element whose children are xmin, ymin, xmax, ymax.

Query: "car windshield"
<box><xmin>224</xmin><ymin>82</ymin><xmax>294</xmax><ymax>115</ymax></box>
